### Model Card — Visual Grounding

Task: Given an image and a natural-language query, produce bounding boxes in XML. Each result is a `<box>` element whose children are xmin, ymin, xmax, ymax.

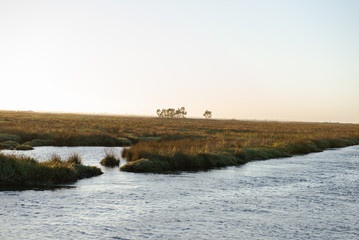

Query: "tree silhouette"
<box><xmin>203</xmin><ymin>110</ymin><xmax>212</xmax><ymax>119</ymax></box>
<box><xmin>156</xmin><ymin>107</ymin><xmax>187</xmax><ymax>118</ymax></box>
<box><xmin>156</xmin><ymin>109</ymin><xmax>162</xmax><ymax>118</ymax></box>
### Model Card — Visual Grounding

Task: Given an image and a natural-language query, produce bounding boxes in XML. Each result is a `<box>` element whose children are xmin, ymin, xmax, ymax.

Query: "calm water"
<box><xmin>1</xmin><ymin>146</ymin><xmax>359</xmax><ymax>239</ymax></box>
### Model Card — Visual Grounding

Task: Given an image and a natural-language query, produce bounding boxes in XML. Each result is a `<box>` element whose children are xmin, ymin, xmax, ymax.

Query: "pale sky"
<box><xmin>1</xmin><ymin>0</ymin><xmax>358</xmax><ymax>123</ymax></box>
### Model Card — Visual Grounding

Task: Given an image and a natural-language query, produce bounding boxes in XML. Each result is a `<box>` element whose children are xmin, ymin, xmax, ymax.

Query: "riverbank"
<box><xmin>0</xmin><ymin>153</ymin><xmax>102</xmax><ymax>187</ymax></box>
<box><xmin>120</xmin><ymin>137</ymin><xmax>359</xmax><ymax>173</ymax></box>
<box><xmin>1</xmin><ymin>111</ymin><xmax>359</xmax><ymax>173</ymax></box>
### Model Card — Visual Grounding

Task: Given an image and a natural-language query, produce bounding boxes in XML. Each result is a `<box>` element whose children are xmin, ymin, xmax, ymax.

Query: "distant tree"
<box><xmin>203</xmin><ymin>110</ymin><xmax>212</xmax><ymax>119</ymax></box>
<box><xmin>175</xmin><ymin>107</ymin><xmax>187</xmax><ymax>118</ymax></box>
<box><xmin>156</xmin><ymin>107</ymin><xmax>187</xmax><ymax>118</ymax></box>
<box><xmin>179</xmin><ymin>107</ymin><xmax>187</xmax><ymax>118</ymax></box>
<box><xmin>156</xmin><ymin>109</ymin><xmax>162</xmax><ymax>118</ymax></box>
<box><xmin>167</xmin><ymin>108</ymin><xmax>175</xmax><ymax>118</ymax></box>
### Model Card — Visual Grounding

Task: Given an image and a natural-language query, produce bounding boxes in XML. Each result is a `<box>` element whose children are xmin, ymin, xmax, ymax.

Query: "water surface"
<box><xmin>1</xmin><ymin>146</ymin><xmax>358</xmax><ymax>239</ymax></box>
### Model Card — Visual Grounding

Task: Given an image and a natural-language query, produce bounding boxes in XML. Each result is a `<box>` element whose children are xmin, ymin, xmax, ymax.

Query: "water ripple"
<box><xmin>1</xmin><ymin>146</ymin><xmax>359</xmax><ymax>239</ymax></box>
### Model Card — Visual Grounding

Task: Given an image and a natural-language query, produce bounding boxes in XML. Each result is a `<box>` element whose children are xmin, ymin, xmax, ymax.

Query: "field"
<box><xmin>1</xmin><ymin>110</ymin><xmax>359</xmax><ymax>173</ymax></box>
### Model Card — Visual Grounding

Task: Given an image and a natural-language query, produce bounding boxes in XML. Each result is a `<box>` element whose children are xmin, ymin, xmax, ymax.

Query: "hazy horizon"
<box><xmin>1</xmin><ymin>0</ymin><xmax>358</xmax><ymax>123</ymax></box>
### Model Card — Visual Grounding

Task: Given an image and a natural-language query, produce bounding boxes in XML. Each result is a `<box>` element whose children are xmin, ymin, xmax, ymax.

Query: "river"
<box><xmin>1</xmin><ymin>146</ymin><xmax>358</xmax><ymax>239</ymax></box>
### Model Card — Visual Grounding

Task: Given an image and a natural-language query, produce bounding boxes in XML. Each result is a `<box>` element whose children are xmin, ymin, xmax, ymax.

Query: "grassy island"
<box><xmin>100</xmin><ymin>149</ymin><xmax>120</xmax><ymax>167</ymax></box>
<box><xmin>1</xmin><ymin>110</ymin><xmax>359</xmax><ymax>173</ymax></box>
<box><xmin>0</xmin><ymin>153</ymin><xmax>102</xmax><ymax>187</ymax></box>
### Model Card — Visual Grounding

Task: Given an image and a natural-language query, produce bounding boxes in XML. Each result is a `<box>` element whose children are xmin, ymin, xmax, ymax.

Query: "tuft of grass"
<box><xmin>50</xmin><ymin>154</ymin><xmax>62</xmax><ymax>162</ymax></box>
<box><xmin>100</xmin><ymin>148</ymin><xmax>120</xmax><ymax>167</ymax></box>
<box><xmin>66</xmin><ymin>153</ymin><xmax>82</xmax><ymax>164</ymax></box>
<box><xmin>15</xmin><ymin>144</ymin><xmax>34</xmax><ymax>151</ymax></box>
<box><xmin>0</xmin><ymin>153</ymin><xmax>102</xmax><ymax>187</ymax></box>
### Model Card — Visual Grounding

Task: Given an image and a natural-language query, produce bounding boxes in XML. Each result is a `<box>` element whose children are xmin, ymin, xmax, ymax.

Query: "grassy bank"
<box><xmin>0</xmin><ymin>153</ymin><xmax>103</xmax><ymax>187</ymax></box>
<box><xmin>120</xmin><ymin>137</ymin><xmax>359</xmax><ymax>173</ymax></box>
<box><xmin>1</xmin><ymin>110</ymin><xmax>359</xmax><ymax>173</ymax></box>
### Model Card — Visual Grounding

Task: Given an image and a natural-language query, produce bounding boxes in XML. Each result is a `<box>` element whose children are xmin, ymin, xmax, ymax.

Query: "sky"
<box><xmin>1</xmin><ymin>0</ymin><xmax>358</xmax><ymax>123</ymax></box>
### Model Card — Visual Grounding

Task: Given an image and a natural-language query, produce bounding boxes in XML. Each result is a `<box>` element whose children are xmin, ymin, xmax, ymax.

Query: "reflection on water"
<box><xmin>1</xmin><ymin>146</ymin><xmax>359</xmax><ymax>239</ymax></box>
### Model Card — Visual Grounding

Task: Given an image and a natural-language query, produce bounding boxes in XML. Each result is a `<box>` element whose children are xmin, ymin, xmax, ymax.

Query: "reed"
<box><xmin>66</xmin><ymin>153</ymin><xmax>83</xmax><ymax>164</ymax></box>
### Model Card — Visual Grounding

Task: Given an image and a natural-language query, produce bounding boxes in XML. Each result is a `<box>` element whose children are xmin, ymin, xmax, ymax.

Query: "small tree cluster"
<box><xmin>157</xmin><ymin>107</ymin><xmax>187</xmax><ymax>118</ymax></box>
<box><xmin>203</xmin><ymin>110</ymin><xmax>212</xmax><ymax>119</ymax></box>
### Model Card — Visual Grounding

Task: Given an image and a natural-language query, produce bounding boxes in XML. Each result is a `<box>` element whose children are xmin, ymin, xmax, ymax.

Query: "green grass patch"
<box><xmin>15</xmin><ymin>144</ymin><xmax>34</xmax><ymax>151</ymax></box>
<box><xmin>100</xmin><ymin>149</ymin><xmax>120</xmax><ymax>167</ymax></box>
<box><xmin>120</xmin><ymin>153</ymin><xmax>245</xmax><ymax>173</ymax></box>
<box><xmin>117</xmin><ymin>137</ymin><xmax>132</xmax><ymax>145</ymax></box>
<box><xmin>120</xmin><ymin>158</ymin><xmax>170</xmax><ymax>173</ymax></box>
<box><xmin>25</xmin><ymin>139</ymin><xmax>56</xmax><ymax>147</ymax></box>
<box><xmin>0</xmin><ymin>153</ymin><xmax>102</xmax><ymax>187</ymax></box>
<box><xmin>121</xmin><ymin>137</ymin><xmax>359</xmax><ymax>173</ymax></box>
<box><xmin>0</xmin><ymin>140</ymin><xmax>19</xmax><ymax>149</ymax></box>
<box><xmin>139</xmin><ymin>136</ymin><xmax>162</xmax><ymax>141</ymax></box>
<box><xmin>0</xmin><ymin>134</ymin><xmax>21</xmax><ymax>142</ymax></box>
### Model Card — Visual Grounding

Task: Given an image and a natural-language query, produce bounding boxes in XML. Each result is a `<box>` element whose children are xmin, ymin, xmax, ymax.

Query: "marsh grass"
<box><xmin>15</xmin><ymin>144</ymin><xmax>34</xmax><ymax>151</ymax></box>
<box><xmin>0</xmin><ymin>140</ymin><xmax>19</xmax><ymax>149</ymax></box>
<box><xmin>120</xmin><ymin>137</ymin><xmax>359</xmax><ymax>173</ymax></box>
<box><xmin>25</xmin><ymin>139</ymin><xmax>56</xmax><ymax>147</ymax></box>
<box><xmin>66</xmin><ymin>153</ymin><xmax>83</xmax><ymax>164</ymax></box>
<box><xmin>0</xmin><ymin>153</ymin><xmax>102</xmax><ymax>187</ymax></box>
<box><xmin>100</xmin><ymin>148</ymin><xmax>120</xmax><ymax>167</ymax></box>
<box><xmin>0</xmin><ymin>133</ymin><xmax>21</xmax><ymax>142</ymax></box>
<box><xmin>1</xmin><ymin>110</ymin><xmax>359</xmax><ymax>173</ymax></box>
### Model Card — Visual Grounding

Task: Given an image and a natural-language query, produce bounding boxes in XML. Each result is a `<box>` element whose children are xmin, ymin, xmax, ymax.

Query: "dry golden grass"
<box><xmin>1</xmin><ymin>110</ymin><xmax>359</xmax><ymax>172</ymax></box>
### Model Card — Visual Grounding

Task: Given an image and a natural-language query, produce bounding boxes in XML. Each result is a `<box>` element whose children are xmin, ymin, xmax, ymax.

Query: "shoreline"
<box><xmin>120</xmin><ymin>137</ymin><xmax>359</xmax><ymax>173</ymax></box>
<box><xmin>0</xmin><ymin>153</ymin><xmax>103</xmax><ymax>188</ymax></box>
<box><xmin>1</xmin><ymin>111</ymin><xmax>359</xmax><ymax>175</ymax></box>
<box><xmin>0</xmin><ymin>137</ymin><xmax>358</xmax><ymax>189</ymax></box>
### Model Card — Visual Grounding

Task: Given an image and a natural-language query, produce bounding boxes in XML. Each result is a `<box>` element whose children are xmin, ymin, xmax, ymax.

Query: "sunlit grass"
<box><xmin>1</xmin><ymin>110</ymin><xmax>359</xmax><ymax>173</ymax></box>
